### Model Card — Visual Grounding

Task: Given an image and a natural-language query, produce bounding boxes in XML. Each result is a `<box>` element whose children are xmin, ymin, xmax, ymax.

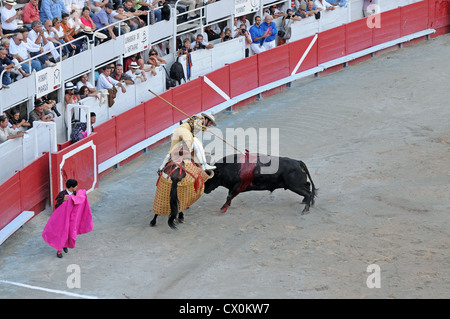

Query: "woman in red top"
<box><xmin>80</xmin><ymin>7</ymin><xmax>96</xmax><ymax>30</ymax></box>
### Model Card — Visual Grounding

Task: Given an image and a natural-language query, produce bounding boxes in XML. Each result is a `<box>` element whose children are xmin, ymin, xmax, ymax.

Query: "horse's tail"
<box><xmin>299</xmin><ymin>161</ymin><xmax>318</xmax><ymax>205</ymax></box>
<box><xmin>168</xmin><ymin>176</ymin><xmax>181</xmax><ymax>229</ymax></box>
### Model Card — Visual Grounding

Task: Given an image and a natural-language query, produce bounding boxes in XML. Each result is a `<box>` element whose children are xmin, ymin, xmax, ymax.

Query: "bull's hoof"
<box><xmin>150</xmin><ymin>220</ymin><xmax>156</xmax><ymax>227</ymax></box>
<box><xmin>178</xmin><ymin>212</ymin><xmax>184</xmax><ymax>223</ymax></box>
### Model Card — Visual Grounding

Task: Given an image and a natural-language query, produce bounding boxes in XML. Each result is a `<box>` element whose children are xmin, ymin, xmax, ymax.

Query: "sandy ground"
<box><xmin>0</xmin><ymin>34</ymin><xmax>449</xmax><ymax>300</ymax></box>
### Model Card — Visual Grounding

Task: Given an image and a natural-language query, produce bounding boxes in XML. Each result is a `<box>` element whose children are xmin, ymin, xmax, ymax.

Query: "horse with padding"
<box><xmin>150</xmin><ymin>151</ymin><xmax>213</xmax><ymax>229</ymax></box>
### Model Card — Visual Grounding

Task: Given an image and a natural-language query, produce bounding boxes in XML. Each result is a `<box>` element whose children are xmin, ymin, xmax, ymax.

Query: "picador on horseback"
<box><xmin>150</xmin><ymin>109</ymin><xmax>217</xmax><ymax>229</ymax></box>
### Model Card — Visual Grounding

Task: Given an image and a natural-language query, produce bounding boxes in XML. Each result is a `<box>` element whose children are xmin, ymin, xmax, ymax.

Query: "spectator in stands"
<box><xmin>28</xmin><ymin>20</ymin><xmax>61</xmax><ymax>64</ymax></box>
<box><xmin>76</xmin><ymin>73</ymin><xmax>98</xmax><ymax>93</ymax></box>
<box><xmin>96</xmin><ymin>65</ymin><xmax>126</xmax><ymax>93</ymax></box>
<box><xmin>191</xmin><ymin>34</ymin><xmax>214</xmax><ymax>50</ymax></box>
<box><xmin>314</xmin><ymin>0</ymin><xmax>335</xmax><ymax>11</ymax></box>
<box><xmin>40</xmin><ymin>0</ymin><xmax>68</xmax><ymax>23</ymax></box>
<box><xmin>52</xmin><ymin>17</ymin><xmax>77</xmax><ymax>57</ymax></box>
<box><xmin>40</xmin><ymin>94</ymin><xmax>61</xmax><ymax>116</ymax></box>
<box><xmin>249</xmin><ymin>16</ymin><xmax>267</xmax><ymax>54</ymax></box>
<box><xmin>133</xmin><ymin>0</ymin><xmax>162</xmax><ymax>23</ymax></box>
<box><xmin>204</xmin><ymin>25</ymin><xmax>220</xmax><ymax>42</ymax></box>
<box><xmin>2</xmin><ymin>38</ymin><xmax>31</xmax><ymax>81</ymax></box>
<box><xmin>29</xmin><ymin>99</ymin><xmax>55</xmax><ymax>127</ymax></box>
<box><xmin>111</xmin><ymin>63</ymin><xmax>134</xmax><ymax>84</ymax></box>
<box><xmin>1</xmin><ymin>0</ymin><xmax>23</xmax><ymax>35</ymax></box>
<box><xmin>304</xmin><ymin>0</ymin><xmax>321</xmax><ymax>18</ymax></box>
<box><xmin>9</xmin><ymin>33</ymin><xmax>42</xmax><ymax>75</ymax></box>
<box><xmin>176</xmin><ymin>38</ymin><xmax>192</xmax><ymax>56</ymax></box>
<box><xmin>90</xmin><ymin>112</ymin><xmax>96</xmax><ymax>132</ymax></box>
<box><xmin>0</xmin><ymin>46</ymin><xmax>15</xmax><ymax>88</ymax></box>
<box><xmin>64</xmin><ymin>81</ymin><xmax>81</xmax><ymax>105</ymax></box>
<box><xmin>126</xmin><ymin>61</ymin><xmax>147</xmax><ymax>82</ymax></box>
<box><xmin>147</xmin><ymin>48</ymin><xmax>166</xmax><ymax>67</ymax></box>
<box><xmin>92</xmin><ymin>3</ymin><xmax>118</xmax><ymax>40</ymax></box>
<box><xmin>237</xmin><ymin>15</ymin><xmax>251</xmax><ymax>31</ymax></box>
<box><xmin>0</xmin><ymin>114</ymin><xmax>26</xmax><ymax>143</ymax></box>
<box><xmin>78</xmin><ymin>6</ymin><xmax>108</xmax><ymax>43</ymax></box>
<box><xmin>260</xmin><ymin>14</ymin><xmax>277</xmax><ymax>50</ymax></box>
<box><xmin>79</xmin><ymin>84</ymin><xmax>99</xmax><ymax>98</ymax></box>
<box><xmin>61</xmin><ymin>13</ymin><xmax>84</xmax><ymax>54</ymax></box>
<box><xmin>22</xmin><ymin>0</ymin><xmax>41</xmax><ymax>30</ymax></box>
<box><xmin>43</xmin><ymin>19</ymin><xmax>70</xmax><ymax>59</ymax></box>
<box><xmin>21</xmin><ymin>29</ymin><xmax>55</xmax><ymax>69</ymax></box>
<box><xmin>233</xmin><ymin>23</ymin><xmax>252</xmax><ymax>58</ymax></box>
<box><xmin>153</xmin><ymin>41</ymin><xmax>170</xmax><ymax>57</ymax></box>
<box><xmin>138</xmin><ymin>57</ymin><xmax>156</xmax><ymax>76</ymax></box>
<box><xmin>122</xmin><ymin>0</ymin><xmax>146</xmax><ymax>28</ymax></box>
<box><xmin>80</xmin><ymin>6</ymin><xmax>97</xmax><ymax>31</ymax></box>
<box><xmin>8</xmin><ymin>108</ymin><xmax>31</xmax><ymax>131</ymax></box>
<box><xmin>124</xmin><ymin>52</ymin><xmax>138</xmax><ymax>71</ymax></box>
<box><xmin>221</xmin><ymin>28</ymin><xmax>233</xmax><ymax>42</ymax></box>
<box><xmin>265</xmin><ymin>4</ymin><xmax>285</xmax><ymax>19</ymax></box>
<box><xmin>66</xmin><ymin>0</ymin><xmax>89</xmax><ymax>16</ymax></box>
<box><xmin>111</xmin><ymin>5</ymin><xmax>136</xmax><ymax>33</ymax></box>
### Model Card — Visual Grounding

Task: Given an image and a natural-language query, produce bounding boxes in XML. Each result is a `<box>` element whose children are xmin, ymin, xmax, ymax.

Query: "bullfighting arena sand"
<box><xmin>1</xmin><ymin>34</ymin><xmax>449</xmax><ymax>300</ymax></box>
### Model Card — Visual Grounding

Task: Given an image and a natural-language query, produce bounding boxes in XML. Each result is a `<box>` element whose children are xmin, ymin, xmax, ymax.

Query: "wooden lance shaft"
<box><xmin>148</xmin><ymin>89</ymin><xmax>244</xmax><ymax>154</ymax></box>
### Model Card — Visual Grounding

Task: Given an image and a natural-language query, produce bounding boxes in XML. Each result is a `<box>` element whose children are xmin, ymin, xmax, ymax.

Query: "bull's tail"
<box><xmin>299</xmin><ymin>161</ymin><xmax>317</xmax><ymax>205</ymax></box>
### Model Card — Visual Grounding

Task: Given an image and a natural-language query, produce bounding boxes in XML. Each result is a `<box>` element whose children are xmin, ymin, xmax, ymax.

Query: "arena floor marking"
<box><xmin>0</xmin><ymin>279</ymin><xmax>99</xmax><ymax>299</ymax></box>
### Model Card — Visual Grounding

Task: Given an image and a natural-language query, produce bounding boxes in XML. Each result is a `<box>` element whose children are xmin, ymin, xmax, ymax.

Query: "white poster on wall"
<box><xmin>35</xmin><ymin>63</ymin><xmax>62</xmax><ymax>98</ymax></box>
<box><xmin>123</xmin><ymin>27</ymin><xmax>150</xmax><ymax>58</ymax></box>
<box><xmin>235</xmin><ymin>0</ymin><xmax>259</xmax><ymax>16</ymax></box>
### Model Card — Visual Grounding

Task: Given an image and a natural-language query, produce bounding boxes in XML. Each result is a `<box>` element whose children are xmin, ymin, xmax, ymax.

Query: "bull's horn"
<box><xmin>205</xmin><ymin>170</ymin><xmax>214</xmax><ymax>179</ymax></box>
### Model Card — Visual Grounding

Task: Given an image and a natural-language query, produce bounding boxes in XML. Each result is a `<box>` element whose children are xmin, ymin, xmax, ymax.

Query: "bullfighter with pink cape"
<box><xmin>42</xmin><ymin>189</ymin><xmax>93</xmax><ymax>257</ymax></box>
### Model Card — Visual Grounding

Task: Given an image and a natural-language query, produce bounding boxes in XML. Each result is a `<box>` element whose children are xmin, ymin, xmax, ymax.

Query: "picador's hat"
<box><xmin>201</xmin><ymin>112</ymin><xmax>216</xmax><ymax>126</ymax></box>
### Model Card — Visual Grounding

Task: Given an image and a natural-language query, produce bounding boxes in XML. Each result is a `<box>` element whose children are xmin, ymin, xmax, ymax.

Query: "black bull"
<box><xmin>204</xmin><ymin>153</ymin><xmax>317</xmax><ymax>214</ymax></box>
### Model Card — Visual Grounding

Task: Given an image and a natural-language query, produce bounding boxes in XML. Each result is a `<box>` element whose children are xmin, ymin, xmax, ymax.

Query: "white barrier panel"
<box><xmin>212</xmin><ymin>37</ymin><xmax>246</xmax><ymax>68</ymax></box>
<box><xmin>35</xmin><ymin>63</ymin><xmax>62</xmax><ymax>99</ymax></box>
<box><xmin>178</xmin><ymin>37</ymin><xmax>246</xmax><ymax>81</ymax></box>
<box><xmin>124</xmin><ymin>28</ymin><xmax>150</xmax><ymax>58</ymax></box>
<box><xmin>0</xmin><ymin>121</ymin><xmax>56</xmax><ymax>184</ymax></box>
<box><xmin>206</xmin><ymin>0</ymin><xmax>235</xmax><ymax>24</ymax></box>
<box><xmin>319</xmin><ymin>5</ymin><xmax>350</xmax><ymax>32</ymax></box>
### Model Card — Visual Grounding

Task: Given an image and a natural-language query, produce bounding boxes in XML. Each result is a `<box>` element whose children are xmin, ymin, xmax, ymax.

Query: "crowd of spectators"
<box><xmin>0</xmin><ymin>0</ymin><xmax>364</xmax><ymax>146</ymax></box>
<box><xmin>0</xmin><ymin>0</ymin><xmax>169</xmax><ymax>89</ymax></box>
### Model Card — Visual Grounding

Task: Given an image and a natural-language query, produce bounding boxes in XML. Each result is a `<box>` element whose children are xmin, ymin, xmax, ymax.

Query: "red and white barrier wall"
<box><xmin>1</xmin><ymin>0</ymin><xmax>449</xmax><ymax>240</ymax></box>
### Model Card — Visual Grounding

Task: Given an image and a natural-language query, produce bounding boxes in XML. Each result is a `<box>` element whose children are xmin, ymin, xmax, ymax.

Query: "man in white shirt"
<box><xmin>0</xmin><ymin>114</ymin><xmax>25</xmax><ymax>144</ymax></box>
<box><xmin>28</xmin><ymin>20</ymin><xmax>60</xmax><ymax>63</ymax></box>
<box><xmin>1</xmin><ymin>0</ymin><xmax>22</xmax><ymax>35</ymax></box>
<box><xmin>96</xmin><ymin>66</ymin><xmax>126</xmax><ymax>92</ymax></box>
<box><xmin>76</xmin><ymin>73</ymin><xmax>97</xmax><ymax>92</ymax></box>
<box><xmin>190</xmin><ymin>34</ymin><xmax>214</xmax><ymax>50</ymax></box>
<box><xmin>9</xmin><ymin>33</ymin><xmax>43</xmax><ymax>73</ymax></box>
<box><xmin>125</xmin><ymin>61</ymin><xmax>146</xmax><ymax>83</ymax></box>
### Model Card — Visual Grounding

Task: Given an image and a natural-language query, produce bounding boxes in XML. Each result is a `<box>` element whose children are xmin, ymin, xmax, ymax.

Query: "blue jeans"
<box><xmin>21</xmin><ymin>59</ymin><xmax>42</xmax><ymax>73</ymax></box>
<box><xmin>2</xmin><ymin>72</ymin><xmax>12</xmax><ymax>86</ymax></box>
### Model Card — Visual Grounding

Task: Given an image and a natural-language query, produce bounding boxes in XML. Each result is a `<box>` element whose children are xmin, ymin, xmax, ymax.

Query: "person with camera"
<box><xmin>221</xmin><ymin>28</ymin><xmax>232</xmax><ymax>42</ymax></box>
<box><xmin>190</xmin><ymin>34</ymin><xmax>214</xmax><ymax>50</ymax></box>
<box><xmin>176</xmin><ymin>38</ymin><xmax>193</xmax><ymax>56</ymax></box>
<box><xmin>233</xmin><ymin>23</ymin><xmax>252</xmax><ymax>57</ymax></box>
